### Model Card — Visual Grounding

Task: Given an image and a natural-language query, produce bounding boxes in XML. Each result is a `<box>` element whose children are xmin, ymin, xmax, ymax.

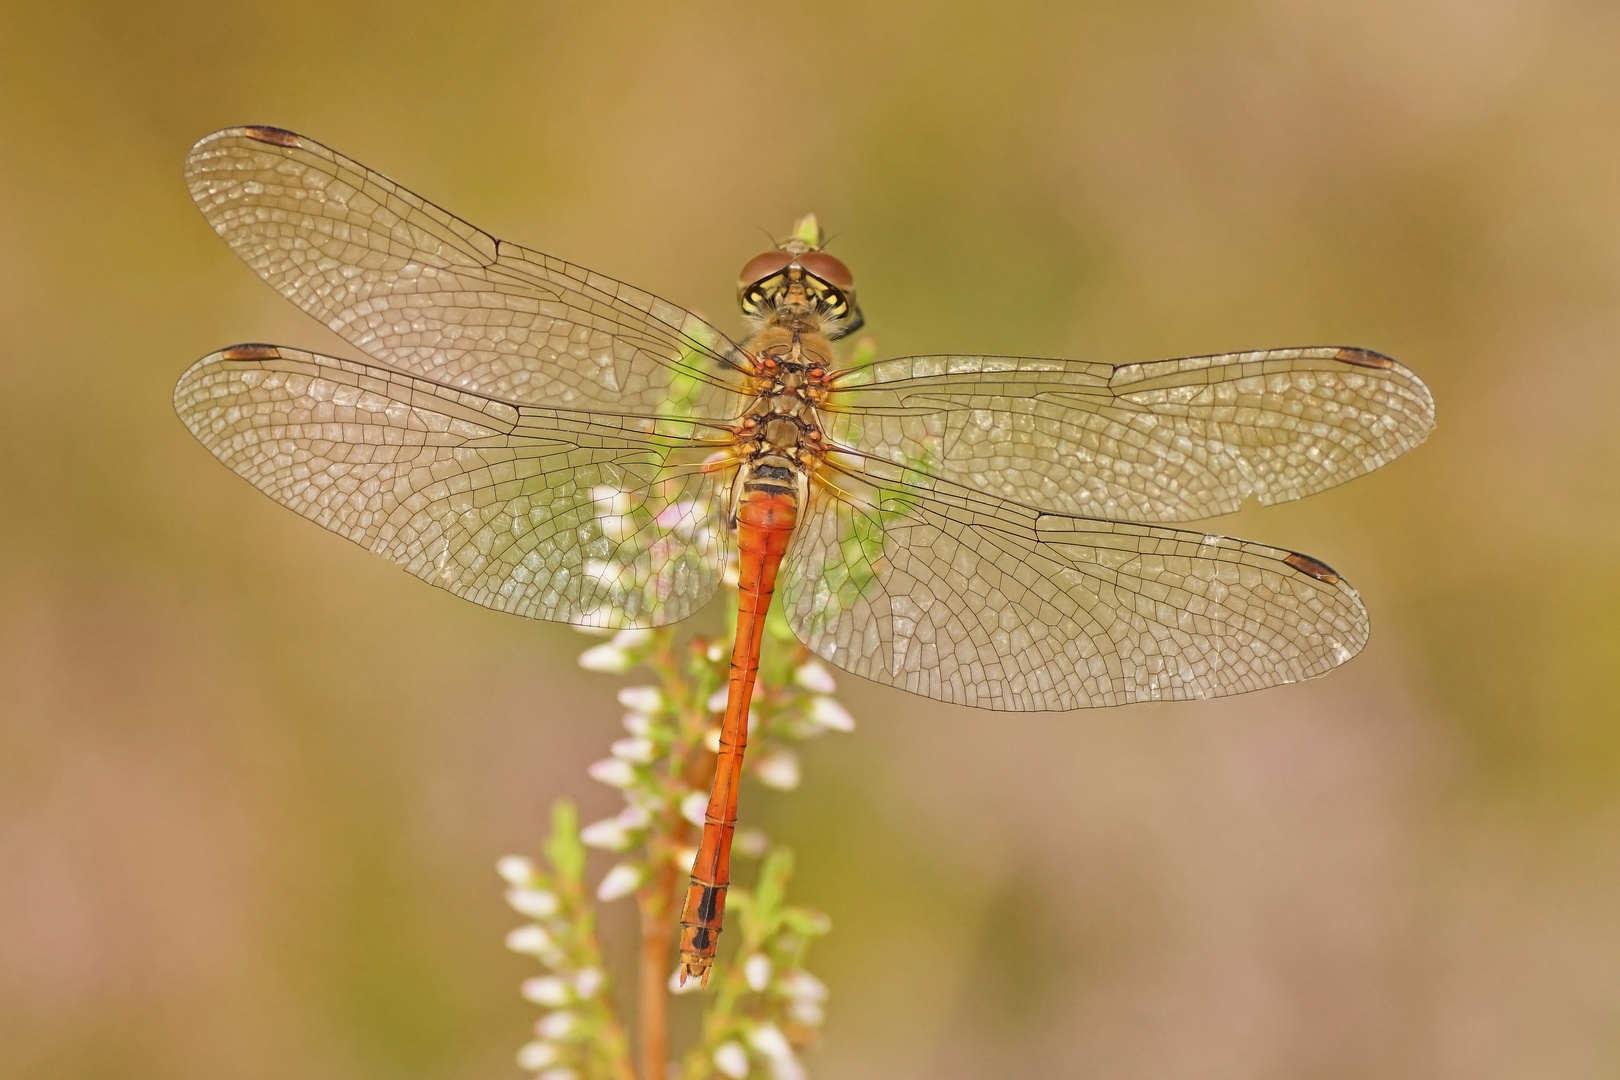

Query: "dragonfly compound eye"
<box><xmin>737</xmin><ymin>250</ymin><xmax>796</xmax><ymax>316</ymax></box>
<box><xmin>797</xmin><ymin>251</ymin><xmax>854</xmax><ymax>293</ymax></box>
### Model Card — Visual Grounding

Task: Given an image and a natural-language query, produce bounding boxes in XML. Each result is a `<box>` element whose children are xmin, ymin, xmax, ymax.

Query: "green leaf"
<box><xmin>545</xmin><ymin>799</ymin><xmax>586</xmax><ymax>883</ymax></box>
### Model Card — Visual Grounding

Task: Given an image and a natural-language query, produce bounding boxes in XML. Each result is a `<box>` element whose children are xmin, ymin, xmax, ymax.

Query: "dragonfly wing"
<box><xmin>780</xmin><ymin>459</ymin><xmax>1367</xmax><ymax>711</ymax></box>
<box><xmin>825</xmin><ymin>347</ymin><xmax>1434</xmax><ymax>522</ymax></box>
<box><xmin>184</xmin><ymin>127</ymin><xmax>749</xmax><ymax>418</ymax></box>
<box><xmin>175</xmin><ymin>345</ymin><xmax>731</xmax><ymax>628</ymax></box>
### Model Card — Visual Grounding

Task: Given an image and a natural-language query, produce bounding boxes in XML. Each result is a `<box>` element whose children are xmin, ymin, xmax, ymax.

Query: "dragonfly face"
<box><xmin>737</xmin><ymin>232</ymin><xmax>863</xmax><ymax>339</ymax></box>
<box><xmin>174</xmin><ymin>126</ymin><xmax>1435</xmax><ymax>984</ymax></box>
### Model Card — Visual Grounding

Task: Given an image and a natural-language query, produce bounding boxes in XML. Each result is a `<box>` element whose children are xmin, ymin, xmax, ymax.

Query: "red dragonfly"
<box><xmin>175</xmin><ymin>127</ymin><xmax>1434</xmax><ymax>984</ymax></box>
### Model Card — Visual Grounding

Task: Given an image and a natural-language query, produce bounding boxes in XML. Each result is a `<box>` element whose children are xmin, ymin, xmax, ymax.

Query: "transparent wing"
<box><xmin>780</xmin><ymin>454</ymin><xmax>1367</xmax><ymax>711</ymax></box>
<box><xmin>825</xmin><ymin>347</ymin><xmax>1434</xmax><ymax>522</ymax></box>
<box><xmin>184</xmin><ymin>126</ymin><xmax>750</xmax><ymax>419</ymax></box>
<box><xmin>174</xmin><ymin>344</ymin><xmax>734</xmax><ymax>628</ymax></box>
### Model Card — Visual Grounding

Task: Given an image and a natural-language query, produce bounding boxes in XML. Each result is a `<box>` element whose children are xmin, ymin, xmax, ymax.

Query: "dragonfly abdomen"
<box><xmin>677</xmin><ymin>483</ymin><xmax>798</xmax><ymax>984</ymax></box>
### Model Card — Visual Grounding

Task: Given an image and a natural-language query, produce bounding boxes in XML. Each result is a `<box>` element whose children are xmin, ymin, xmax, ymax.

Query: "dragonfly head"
<box><xmin>737</xmin><ymin>219</ymin><xmax>865</xmax><ymax>339</ymax></box>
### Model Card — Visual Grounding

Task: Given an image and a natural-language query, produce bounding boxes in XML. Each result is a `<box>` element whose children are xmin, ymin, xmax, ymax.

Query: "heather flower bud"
<box><xmin>747</xmin><ymin>1022</ymin><xmax>793</xmax><ymax>1062</ymax></box>
<box><xmin>611</xmin><ymin>627</ymin><xmax>654</xmax><ymax>650</ymax></box>
<box><xmin>793</xmin><ymin>660</ymin><xmax>837</xmax><ymax>693</ymax></box>
<box><xmin>536</xmin><ymin>1010</ymin><xmax>577</xmax><ymax>1039</ymax></box>
<box><xmin>506</xmin><ymin>887</ymin><xmax>560</xmax><ymax>919</ymax></box>
<box><xmin>521</xmin><ymin>976</ymin><xmax>572</xmax><ymax>1007</ymax></box>
<box><xmin>573</xmin><ymin>967</ymin><xmax>604</xmax><ymax>998</ymax></box>
<box><xmin>610</xmin><ymin>736</ymin><xmax>656</xmax><ymax>763</ymax></box>
<box><xmin>496</xmin><ymin>855</ymin><xmax>537</xmax><ymax>886</ymax></box>
<box><xmin>516</xmin><ymin>1040</ymin><xmax>560</xmax><ymax>1070</ymax></box>
<box><xmin>538</xmin><ymin>1066</ymin><xmax>577</xmax><ymax>1080</ymax></box>
<box><xmin>734</xmin><ymin>827</ymin><xmax>769</xmax><ymax>857</ymax></box>
<box><xmin>787</xmin><ymin>999</ymin><xmax>825</xmax><ymax>1026</ymax></box>
<box><xmin>808</xmin><ymin>696</ymin><xmax>855</xmax><ymax>732</ymax></box>
<box><xmin>778</xmin><ymin>969</ymin><xmax>828</xmax><ymax>1002</ymax></box>
<box><xmin>752</xmin><ymin>747</ymin><xmax>800</xmax><ymax>791</ymax></box>
<box><xmin>744</xmin><ymin>952</ymin><xmax>772</xmax><ymax>992</ymax></box>
<box><xmin>714</xmin><ymin>1041</ymin><xmax>750</xmax><ymax>1078</ymax></box>
<box><xmin>505</xmin><ymin>925</ymin><xmax>554</xmax><ymax>956</ymax></box>
<box><xmin>586</xmin><ymin>758</ymin><xmax>637</xmax><ymax>788</ymax></box>
<box><xmin>680</xmin><ymin>791</ymin><xmax>709</xmax><ymax>828</ymax></box>
<box><xmin>595</xmin><ymin>861</ymin><xmax>644</xmax><ymax>901</ymax></box>
<box><xmin>580</xmin><ymin>817</ymin><xmax>633</xmax><ymax>851</ymax></box>
<box><xmin>617</xmin><ymin>686</ymin><xmax>664</xmax><ymax>713</ymax></box>
<box><xmin>577</xmin><ymin>643</ymin><xmax>631</xmax><ymax>673</ymax></box>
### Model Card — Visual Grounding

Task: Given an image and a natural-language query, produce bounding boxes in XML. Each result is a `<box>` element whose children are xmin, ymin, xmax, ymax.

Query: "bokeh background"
<box><xmin>3</xmin><ymin>1</ymin><xmax>1619</xmax><ymax>1077</ymax></box>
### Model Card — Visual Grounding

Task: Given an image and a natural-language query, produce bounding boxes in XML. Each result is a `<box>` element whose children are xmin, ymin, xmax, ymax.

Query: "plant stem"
<box><xmin>635</xmin><ymin>876</ymin><xmax>673</xmax><ymax>1080</ymax></box>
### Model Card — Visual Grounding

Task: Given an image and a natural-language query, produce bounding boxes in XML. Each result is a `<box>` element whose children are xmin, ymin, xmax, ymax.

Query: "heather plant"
<box><xmin>497</xmin><ymin>587</ymin><xmax>853</xmax><ymax>1080</ymax></box>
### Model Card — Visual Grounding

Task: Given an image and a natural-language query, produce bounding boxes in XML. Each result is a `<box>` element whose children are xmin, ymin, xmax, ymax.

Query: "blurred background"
<box><xmin>2</xmin><ymin>1</ymin><xmax>1618</xmax><ymax>1077</ymax></box>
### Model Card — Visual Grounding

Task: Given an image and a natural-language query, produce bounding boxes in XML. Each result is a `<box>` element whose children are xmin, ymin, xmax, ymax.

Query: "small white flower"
<box><xmin>516</xmin><ymin>1040</ymin><xmax>560</xmax><ymax>1070</ymax></box>
<box><xmin>573</xmin><ymin>967</ymin><xmax>604</xmax><ymax>998</ymax></box>
<box><xmin>680</xmin><ymin>791</ymin><xmax>710</xmax><ymax>828</ymax></box>
<box><xmin>587</xmin><ymin>757</ymin><xmax>638</xmax><ymax>788</ymax></box>
<box><xmin>734</xmin><ymin>828</ymin><xmax>769</xmax><ymax>857</ymax></box>
<box><xmin>668</xmin><ymin>965</ymin><xmax>702</xmax><ymax>994</ymax></box>
<box><xmin>808</xmin><ymin>696</ymin><xmax>855</xmax><ymax>732</ymax></box>
<box><xmin>622</xmin><ymin>711</ymin><xmax>653</xmax><ymax>736</ymax></box>
<box><xmin>580</xmin><ymin>817</ymin><xmax>633</xmax><ymax>851</ymax></box>
<box><xmin>747</xmin><ymin>1022</ymin><xmax>793</xmax><ymax>1062</ymax></box>
<box><xmin>536</xmin><ymin>1010</ymin><xmax>577</xmax><ymax>1039</ymax></box>
<box><xmin>612</xmin><ymin>627</ymin><xmax>655</xmax><ymax>650</ymax></box>
<box><xmin>572</xmin><ymin>624</ymin><xmax>614</xmax><ymax>638</ymax></box>
<box><xmin>505</xmin><ymin>924</ymin><xmax>554</xmax><ymax>956</ymax></box>
<box><xmin>704</xmin><ymin>727</ymin><xmax>722</xmax><ymax>754</ymax></box>
<box><xmin>538</xmin><ymin>1067</ymin><xmax>578</xmax><ymax>1080</ymax></box>
<box><xmin>744</xmin><ymin>953</ymin><xmax>772</xmax><ymax>992</ymax></box>
<box><xmin>521</xmin><ymin>976</ymin><xmax>572</xmax><ymax>1007</ymax></box>
<box><xmin>752</xmin><ymin>747</ymin><xmax>800</xmax><ymax>790</ymax></box>
<box><xmin>496</xmin><ymin>855</ymin><xmax>537</xmax><ymax>886</ymax></box>
<box><xmin>787</xmin><ymin>998</ymin><xmax>825</xmax><ymax>1026</ymax></box>
<box><xmin>617</xmin><ymin>802</ymin><xmax>652</xmax><ymax>829</ymax></box>
<box><xmin>610</xmin><ymin>736</ymin><xmax>656</xmax><ymax>763</ymax></box>
<box><xmin>506</xmin><ymin>887</ymin><xmax>560</xmax><ymax>919</ymax></box>
<box><xmin>707</xmin><ymin>687</ymin><xmax>730</xmax><ymax>713</ymax></box>
<box><xmin>617</xmin><ymin>686</ymin><xmax>664</xmax><ymax>713</ymax></box>
<box><xmin>706</xmin><ymin>640</ymin><xmax>726</xmax><ymax>662</ymax></box>
<box><xmin>596</xmin><ymin>861</ymin><xmax>644</xmax><ymax>901</ymax></box>
<box><xmin>794</xmin><ymin>660</ymin><xmax>837</xmax><ymax>693</ymax></box>
<box><xmin>577</xmin><ymin>643</ymin><xmax>631</xmax><ymax>673</ymax></box>
<box><xmin>672</xmin><ymin>845</ymin><xmax>699</xmax><ymax>872</ymax></box>
<box><xmin>714</xmin><ymin>1040</ymin><xmax>750</xmax><ymax>1078</ymax></box>
<box><xmin>778</xmin><ymin>969</ymin><xmax>828</xmax><ymax>1002</ymax></box>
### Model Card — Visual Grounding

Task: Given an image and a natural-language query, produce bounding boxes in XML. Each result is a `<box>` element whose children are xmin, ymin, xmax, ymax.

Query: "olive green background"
<box><xmin>3</xmin><ymin>2</ymin><xmax>1618</xmax><ymax>1077</ymax></box>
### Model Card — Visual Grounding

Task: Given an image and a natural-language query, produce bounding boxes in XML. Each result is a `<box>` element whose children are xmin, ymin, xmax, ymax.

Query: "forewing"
<box><xmin>184</xmin><ymin>126</ymin><xmax>749</xmax><ymax>418</ymax></box>
<box><xmin>174</xmin><ymin>345</ymin><xmax>732</xmax><ymax>628</ymax></box>
<box><xmin>780</xmin><ymin>457</ymin><xmax>1367</xmax><ymax>711</ymax></box>
<box><xmin>826</xmin><ymin>347</ymin><xmax>1434</xmax><ymax>522</ymax></box>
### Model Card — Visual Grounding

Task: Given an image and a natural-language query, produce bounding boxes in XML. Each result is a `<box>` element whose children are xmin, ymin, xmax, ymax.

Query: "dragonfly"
<box><xmin>174</xmin><ymin>126</ymin><xmax>1435</xmax><ymax>985</ymax></box>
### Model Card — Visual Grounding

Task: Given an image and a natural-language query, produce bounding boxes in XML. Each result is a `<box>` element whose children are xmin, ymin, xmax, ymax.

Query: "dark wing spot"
<box><xmin>1285</xmin><ymin>552</ymin><xmax>1341</xmax><ymax>584</ymax></box>
<box><xmin>243</xmin><ymin>126</ymin><xmax>302</xmax><ymax>148</ymax></box>
<box><xmin>221</xmin><ymin>344</ymin><xmax>281</xmax><ymax>360</ymax></box>
<box><xmin>1335</xmin><ymin>347</ymin><xmax>1396</xmax><ymax>370</ymax></box>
